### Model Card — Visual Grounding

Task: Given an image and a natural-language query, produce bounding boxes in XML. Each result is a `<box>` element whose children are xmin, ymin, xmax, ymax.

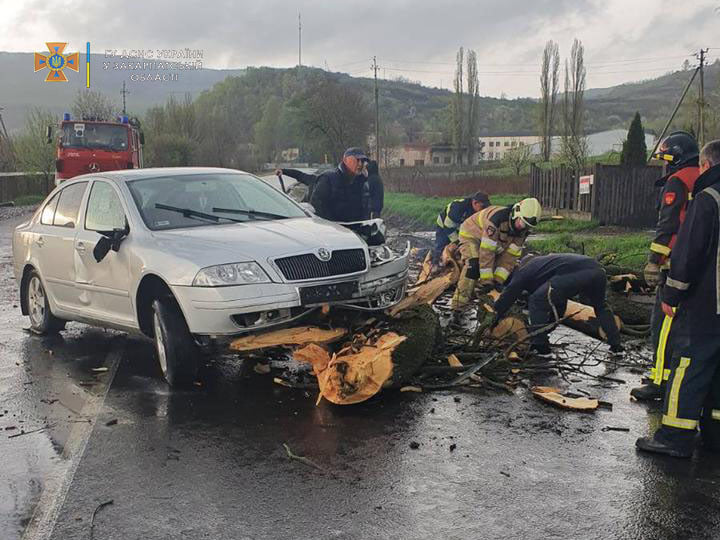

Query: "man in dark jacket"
<box><xmin>636</xmin><ymin>139</ymin><xmax>720</xmax><ymax>458</ymax></box>
<box><xmin>432</xmin><ymin>192</ymin><xmax>490</xmax><ymax>265</ymax></box>
<box><xmin>309</xmin><ymin>148</ymin><xmax>370</xmax><ymax>222</ymax></box>
<box><xmin>492</xmin><ymin>253</ymin><xmax>623</xmax><ymax>356</ymax></box>
<box><xmin>366</xmin><ymin>160</ymin><xmax>384</xmax><ymax>218</ymax></box>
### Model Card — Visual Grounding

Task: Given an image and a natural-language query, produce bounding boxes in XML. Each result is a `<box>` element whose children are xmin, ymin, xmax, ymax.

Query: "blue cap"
<box><xmin>343</xmin><ymin>147</ymin><xmax>368</xmax><ymax>160</ymax></box>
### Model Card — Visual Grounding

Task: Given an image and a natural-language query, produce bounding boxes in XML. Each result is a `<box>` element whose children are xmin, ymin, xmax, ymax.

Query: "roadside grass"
<box><xmin>528</xmin><ymin>232</ymin><xmax>650</xmax><ymax>271</ymax></box>
<box><xmin>12</xmin><ymin>194</ymin><xmax>46</xmax><ymax>206</ymax></box>
<box><xmin>383</xmin><ymin>192</ymin><xmax>598</xmax><ymax>233</ymax></box>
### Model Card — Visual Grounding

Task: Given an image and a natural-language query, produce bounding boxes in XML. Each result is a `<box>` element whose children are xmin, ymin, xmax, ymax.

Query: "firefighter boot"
<box><xmin>635</xmin><ymin>435</ymin><xmax>693</xmax><ymax>458</ymax></box>
<box><xmin>630</xmin><ymin>383</ymin><xmax>665</xmax><ymax>402</ymax></box>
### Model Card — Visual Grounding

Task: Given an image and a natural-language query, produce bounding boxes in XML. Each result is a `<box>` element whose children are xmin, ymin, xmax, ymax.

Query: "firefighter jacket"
<box><xmin>662</xmin><ymin>163</ymin><xmax>720</xmax><ymax>335</ymax></box>
<box><xmin>436</xmin><ymin>197</ymin><xmax>476</xmax><ymax>243</ymax></box>
<box><xmin>458</xmin><ymin>205</ymin><xmax>527</xmax><ymax>284</ymax></box>
<box><xmin>649</xmin><ymin>165</ymin><xmax>700</xmax><ymax>265</ymax></box>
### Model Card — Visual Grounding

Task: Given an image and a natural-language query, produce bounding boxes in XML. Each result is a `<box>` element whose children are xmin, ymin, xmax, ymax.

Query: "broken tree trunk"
<box><xmin>229</xmin><ymin>326</ymin><xmax>347</xmax><ymax>352</ymax></box>
<box><xmin>295</xmin><ymin>305</ymin><xmax>441</xmax><ymax>405</ymax></box>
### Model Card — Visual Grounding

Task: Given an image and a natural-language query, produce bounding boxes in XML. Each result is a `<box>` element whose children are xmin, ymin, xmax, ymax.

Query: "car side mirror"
<box><xmin>300</xmin><ymin>202</ymin><xmax>315</xmax><ymax>215</ymax></box>
<box><xmin>93</xmin><ymin>224</ymin><xmax>129</xmax><ymax>262</ymax></box>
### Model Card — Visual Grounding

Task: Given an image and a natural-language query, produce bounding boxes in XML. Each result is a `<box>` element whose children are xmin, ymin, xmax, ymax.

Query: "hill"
<box><xmin>1</xmin><ymin>51</ymin><xmax>718</xmax><ymax>138</ymax></box>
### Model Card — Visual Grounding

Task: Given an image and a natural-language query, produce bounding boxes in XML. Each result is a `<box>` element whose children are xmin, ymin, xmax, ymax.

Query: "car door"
<box><xmin>74</xmin><ymin>179</ymin><xmax>134</xmax><ymax>325</ymax></box>
<box><xmin>33</xmin><ymin>181</ymin><xmax>89</xmax><ymax>311</ymax></box>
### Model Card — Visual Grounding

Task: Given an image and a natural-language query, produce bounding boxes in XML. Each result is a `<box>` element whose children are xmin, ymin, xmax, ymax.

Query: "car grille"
<box><xmin>275</xmin><ymin>249</ymin><xmax>367</xmax><ymax>281</ymax></box>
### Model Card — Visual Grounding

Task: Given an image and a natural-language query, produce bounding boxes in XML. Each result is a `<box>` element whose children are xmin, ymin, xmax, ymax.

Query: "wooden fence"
<box><xmin>530</xmin><ymin>163</ymin><xmax>663</xmax><ymax>227</ymax></box>
<box><xmin>0</xmin><ymin>173</ymin><xmax>52</xmax><ymax>204</ymax></box>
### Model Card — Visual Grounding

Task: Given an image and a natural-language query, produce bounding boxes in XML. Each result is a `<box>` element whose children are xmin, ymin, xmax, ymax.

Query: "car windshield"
<box><xmin>127</xmin><ymin>172</ymin><xmax>307</xmax><ymax>230</ymax></box>
<box><xmin>62</xmin><ymin>123</ymin><xmax>130</xmax><ymax>151</ymax></box>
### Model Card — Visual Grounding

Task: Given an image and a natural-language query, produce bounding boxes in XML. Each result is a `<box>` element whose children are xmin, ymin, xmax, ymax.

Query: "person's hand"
<box><xmin>661</xmin><ymin>302</ymin><xmax>675</xmax><ymax>318</ymax></box>
<box><xmin>644</xmin><ymin>262</ymin><xmax>661</xmax><ymax>287</ymax></box>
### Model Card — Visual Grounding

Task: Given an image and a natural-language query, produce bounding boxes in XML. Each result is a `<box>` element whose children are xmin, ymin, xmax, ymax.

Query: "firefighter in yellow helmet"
<box><xmin>451</xmin><ymin>197</ymin><xmax>541</xmax><ymax>311</ymax></box>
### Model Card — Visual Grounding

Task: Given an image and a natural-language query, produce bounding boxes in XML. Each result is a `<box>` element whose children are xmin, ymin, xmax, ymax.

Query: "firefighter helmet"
<box><xmin>653</xmin><ymin>131</ymin><xmax>699</xmax><ymax>169</ymax></box>
<box><xmin>512</xmin><ymin>197</ymin><xmax>541</xmax><ymax>228</ymax></box>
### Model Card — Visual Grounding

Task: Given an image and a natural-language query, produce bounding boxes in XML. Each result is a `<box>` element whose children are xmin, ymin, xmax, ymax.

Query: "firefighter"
<box><xmin>432</xmin><ymin>192</ymin><xmax>491</xmax><ymax>267</ymax></box>
<box><xmin>636</xmin><ymin>139</ymin><xmax>720</xmax><ymax>458</ymax></box>
<box><xmin>451</xmin><ymin>197</ymin><xmax>541</xmax><ymax>311</ymax></box>
<box><xmin>631</xmin><ymin>131</ymin><xmax>700</xmax><ymax>402</ymax></box>
<box><xmin>491</xmin><ymin>254</ymin><xmax>623</xmax><ymax>356</ymax></box>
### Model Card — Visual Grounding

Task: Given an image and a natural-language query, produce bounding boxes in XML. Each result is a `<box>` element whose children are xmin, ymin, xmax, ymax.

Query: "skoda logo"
<box><xmin>317</xmin><ymin>248</ymin><xmax>331</xmax><ymax>261</ymax></box>
<box><xmin>88</xmin><ymin>162</ymin><xmax>100</xmax><ymax>172</ymax></box>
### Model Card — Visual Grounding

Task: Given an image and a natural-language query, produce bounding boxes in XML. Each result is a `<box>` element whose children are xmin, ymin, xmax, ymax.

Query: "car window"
<box><xmin>53</xmin><ymin>182</ymin><xmax>88</xmax><ymax>228</ymax></box>
<box><xmin>85</xmin><ymin>181</ymin><xmax>126</xmax><ymax>231</ymax></box>
<box><xmin>40</xmin><ymin>192</ymin><xmax>60</xmax><ymax>225</ymax></box>
<box><xmin>127</xmin><ymin>173</ymin><xmax>306</xmax><ymax>230</ymax></box>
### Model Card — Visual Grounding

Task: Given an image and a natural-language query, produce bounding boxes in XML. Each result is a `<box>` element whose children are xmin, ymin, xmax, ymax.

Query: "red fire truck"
<box><xmin>50</xmin><ymin>113</ymin><xmax>144</xmax><ymax>184</ymax></box>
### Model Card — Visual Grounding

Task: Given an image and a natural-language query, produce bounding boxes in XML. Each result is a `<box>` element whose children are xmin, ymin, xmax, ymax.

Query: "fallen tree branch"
<box><xmin>283</xmin><ymin>443</ymin><xmax>322</xmax><ymax>470</ymax></box>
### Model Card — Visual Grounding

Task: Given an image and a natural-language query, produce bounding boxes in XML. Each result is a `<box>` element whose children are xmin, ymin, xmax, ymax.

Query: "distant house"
<box><xmin>477</xmin><ymin>135</ymin><xmax>541</xmax><ymax>161</ymax></box>
<box><xmin>280</xmin><ymin>147</ymin><xmax>300</xmax><ymax>162</ymax></box>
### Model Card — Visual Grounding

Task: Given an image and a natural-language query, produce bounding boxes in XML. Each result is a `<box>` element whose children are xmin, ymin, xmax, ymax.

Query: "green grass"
<box><xmin>384</xmin><ymin>192</ymin><xmax>529</xmax><ymax>229</ymax></box>
<box><xmin>13</xmin><ymin>194</ymin><xmax>46</xmax><ymax>206</ymax></box>
<box><xmin>383</xmin><ymin>191</ymin><xmax>598</xmax><ymax>233</ymax></box>
<box><xmin>528</xmin><ymin>232</ymin><xmax>650</xmax><ymax>270</ymax></box>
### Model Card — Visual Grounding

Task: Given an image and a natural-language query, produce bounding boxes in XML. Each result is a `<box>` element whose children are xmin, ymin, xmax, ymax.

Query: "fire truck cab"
<box><xmin>51</xmin><ymin>113</ymin><xmax>144</xmax><ymax>185</ymax></box>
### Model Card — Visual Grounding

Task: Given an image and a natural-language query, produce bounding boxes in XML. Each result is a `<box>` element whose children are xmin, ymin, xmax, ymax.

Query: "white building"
<box><xmin>478</xmin><ymin>135</ymin><xmax>541</xmax><ymax>161</ymax></box>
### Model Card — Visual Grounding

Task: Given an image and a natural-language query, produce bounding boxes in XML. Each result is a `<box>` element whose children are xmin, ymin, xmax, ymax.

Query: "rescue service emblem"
<box><xmin>664</xmin><ymin>192</ymin><xmax>676</xmax><ymax>206</ymax></box>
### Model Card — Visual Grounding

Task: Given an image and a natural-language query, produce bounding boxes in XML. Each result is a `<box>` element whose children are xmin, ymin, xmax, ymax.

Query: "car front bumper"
<box><xmin>171</xmin><ymin>245</ymin><xmax>410</xmax><ymax>336</ymax></box>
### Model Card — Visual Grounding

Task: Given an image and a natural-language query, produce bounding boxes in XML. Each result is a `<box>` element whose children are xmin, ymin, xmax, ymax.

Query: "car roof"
<box><xmin>71</xmin><ymin>167</ymin><xmax>252</xmax><ymax>183</ymax></box>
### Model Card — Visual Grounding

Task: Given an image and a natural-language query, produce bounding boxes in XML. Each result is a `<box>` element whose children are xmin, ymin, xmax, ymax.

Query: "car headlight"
<box><xmin>368</xmin><ymin>245</ymin><xmax>395</xmax><ymax>266</ymax></box>
<box><xmin>192</xmin><ymin>262</ymin><xmax>270</xmax><ymax>287</ymax></box>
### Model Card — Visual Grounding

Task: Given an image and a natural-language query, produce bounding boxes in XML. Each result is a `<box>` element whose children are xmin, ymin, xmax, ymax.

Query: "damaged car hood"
<box><xmin>146</xmin><ymin>217</ymin><xmax>367</xmax><ymax>284</ymax></box>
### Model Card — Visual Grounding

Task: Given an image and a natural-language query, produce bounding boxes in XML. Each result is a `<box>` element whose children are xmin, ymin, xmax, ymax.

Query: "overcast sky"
<box><xmin>1</xmin><ymin>0</ymin><xmax>719</xmax><ymax>98</ymax></box>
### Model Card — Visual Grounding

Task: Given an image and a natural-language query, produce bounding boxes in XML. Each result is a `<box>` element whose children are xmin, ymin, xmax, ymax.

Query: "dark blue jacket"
<box><xmin>309</xmin><ymin>163</ymin><xmax>369</xmax><ymax>222</ymax></box>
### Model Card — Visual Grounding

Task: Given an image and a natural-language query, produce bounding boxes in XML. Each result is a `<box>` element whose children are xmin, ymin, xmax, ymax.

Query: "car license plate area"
<box><xmin>300</xmin><ymin>281</ymin><xmax>359</xmax><ymax>305</ymax></box>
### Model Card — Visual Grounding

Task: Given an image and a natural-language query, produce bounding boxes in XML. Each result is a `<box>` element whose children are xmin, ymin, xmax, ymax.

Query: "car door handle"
<box><xmin>35</xmin><ymin>236</ymin><xmax>44</xmax><ymax>247</ymax></box>
<box><xmin>75</xmin><ymin>242</ymin><xmax>86</xmax><ymax>253</ymax></box>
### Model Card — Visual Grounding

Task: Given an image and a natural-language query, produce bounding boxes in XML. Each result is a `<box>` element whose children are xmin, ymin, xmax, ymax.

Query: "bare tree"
<box><xmin>71</xmin><ymin>89</ymin><xmax>117</xmax><ymax>120</ymax></box>
<box><xmin>466</xmin><ymin>49</ymin><xmax>480</xmax><ymax>166</ymax></box>
<box><xmin>452</xmin><ymin>47</ymin><xmax>464</xmax><ymax>164</ymax></box>
<box><xmin>502</xmin><ymin>142</ymin><xmax>533</xmax><ymax>176</ymax></box>
<box><xmin>561</xmin><ymin>39</ymin><xmax>588</xmax><ymax>172</ymax></box>
<box><xmin>13</xmin><ymin>108</ymin><xmax>57</xmax><ymax>186</ymax></box>
<box><xmin>538</xmin><ymin>40</ymin><xmax>560</xmax><ymax>162</ymax></box>
<box><xmin>294</xmin><ymin>77</ymin><xmax>372</xmax><ymax>162</ymax></box>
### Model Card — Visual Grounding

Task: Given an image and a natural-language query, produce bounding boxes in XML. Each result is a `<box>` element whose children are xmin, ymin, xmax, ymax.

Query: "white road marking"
<box><xmin>21</xmin><ymin>342</ymin><xmax>124</xmax><ymax>540</ymax></box>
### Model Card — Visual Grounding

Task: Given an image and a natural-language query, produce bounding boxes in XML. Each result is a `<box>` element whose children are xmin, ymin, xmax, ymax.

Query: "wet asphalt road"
<box><xmin>3</xmin><ymin>214</ymin><xmax>720</xmax><ymax>539</ymax></box>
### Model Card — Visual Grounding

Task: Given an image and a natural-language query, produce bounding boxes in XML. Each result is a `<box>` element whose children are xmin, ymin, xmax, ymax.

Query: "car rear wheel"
<box><xmin>25</xmin><ymin>270</ymin><xmax>66</xmax><ymax>335</ymax></box>
<box><xmin>151</xmin><ymin>298</ymin><xmax>199</xmax><ymax>387</ymax></box>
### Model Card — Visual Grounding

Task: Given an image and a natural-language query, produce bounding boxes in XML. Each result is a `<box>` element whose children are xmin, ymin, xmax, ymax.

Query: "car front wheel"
<box><xmin>25</xmin><ymin>270</ymin><xmax>66</xmax><ymax>335</ymax></box>
<box><xmin>151</xmin><ymin>298</ymin><xmax>199</xmax><ymax>387</ymax></box>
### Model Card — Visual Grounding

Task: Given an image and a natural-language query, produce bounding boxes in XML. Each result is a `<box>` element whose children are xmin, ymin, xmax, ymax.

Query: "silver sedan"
<box><xmin>12</xmin><ymin>167</ymin><xmax>409</xmax><ymax>385</ymax></box>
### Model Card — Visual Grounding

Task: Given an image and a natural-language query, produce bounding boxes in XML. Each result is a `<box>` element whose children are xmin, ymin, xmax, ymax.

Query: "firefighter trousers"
<box><xmin>451</xmin><ymin>239</ymin><xmax>480</xmax><ymax>310</ymax></box>
<box><xmin>527</xmin><ymin>268</ymin><xmax>620</xmax><ymax>348</ymax></box>
<box><xmin>649</xmin><ymin>271</ymin><xmax>675</xmax><ymax>386</ymax></box>
<box><xmin>655</xmin><ymin>328</ymin><xmax>720</xmax><ymax>450</ymax></box>
<box><xmin>433</xmin><ymin>225</ymin><xmax>452</xmax><ymax>264</ymax></box>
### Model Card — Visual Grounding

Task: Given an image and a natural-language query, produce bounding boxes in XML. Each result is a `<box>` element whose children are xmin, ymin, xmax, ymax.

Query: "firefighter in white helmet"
<box><xmin>451</xmin><ymin>197</ymin><xmax>541</xmax><ymax>311</ymax></box>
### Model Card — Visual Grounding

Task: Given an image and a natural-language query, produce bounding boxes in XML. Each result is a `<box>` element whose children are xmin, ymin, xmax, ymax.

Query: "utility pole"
<box><xmin>298</xmin><ymin>12</ymin><xmax>302</xmax><ymax>67</ymax></box>
<box><xmin>121</xmin><ymin>81</ymin><xmax>130</xmax><ymax>115</ymax></box>
<box><xmin>373</xmin><ymin>56</ymin><xmax>380</xmax><ymax>163</ymax></box>
<box><xmin>698</xmin><ymin>48</ymin><xmax>708</xmax><ymax>146</ymax></box>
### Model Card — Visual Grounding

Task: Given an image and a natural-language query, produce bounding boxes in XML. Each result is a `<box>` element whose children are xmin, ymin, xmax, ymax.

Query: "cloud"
<box><xmin>0</xmin><ymin>0</ymin><xmax>717</xmax><ymax>97</ymax></box>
